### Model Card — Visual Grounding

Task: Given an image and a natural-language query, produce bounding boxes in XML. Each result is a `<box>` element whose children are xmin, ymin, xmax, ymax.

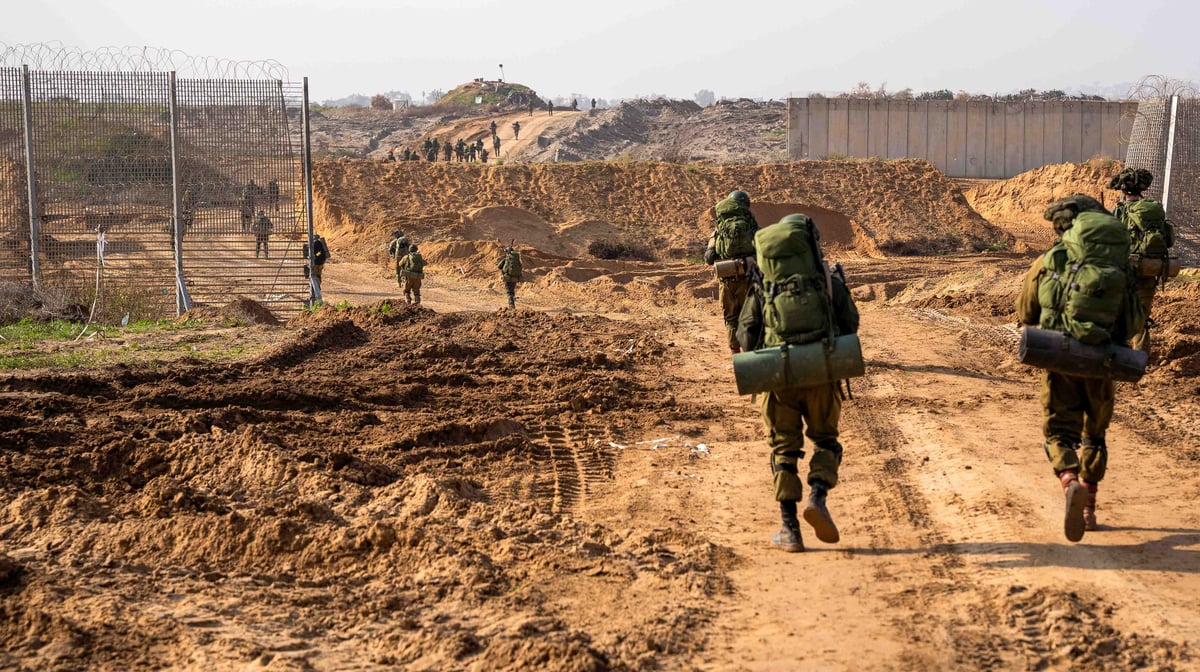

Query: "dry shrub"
<box><xmin>586</xmin><ymin>240</ymin><xmax>656</xmax><ymax>262</ymax></box>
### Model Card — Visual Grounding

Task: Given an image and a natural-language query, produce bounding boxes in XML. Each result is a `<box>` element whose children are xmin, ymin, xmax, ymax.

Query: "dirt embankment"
<box><xmin>965</xmin><ymin>159</ymin><xmax>1123</xmax><ymax>250</ymax></box>
<box><xmin>313</xmin><ymin>159</ymin><xmax>1010</xmax><ymax>262</ymax></box>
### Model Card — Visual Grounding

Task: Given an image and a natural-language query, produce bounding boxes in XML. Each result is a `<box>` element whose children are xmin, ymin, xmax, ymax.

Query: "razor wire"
<box><xmin>0</xmin><ymin>63</ymin><xmax>311</xmax><ymax>322</ymax></box>
<box><xmin>0</xmin><ymin>42</ymin><xmax>290</xmax><ymax>82</ymax></box>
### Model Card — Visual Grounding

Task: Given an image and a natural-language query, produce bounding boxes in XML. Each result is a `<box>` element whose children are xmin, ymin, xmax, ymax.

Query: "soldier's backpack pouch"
<box><xmin>1017</xmin><ymin>326</ymin><xmax>1147</xmax><ymax>382</ymax></box>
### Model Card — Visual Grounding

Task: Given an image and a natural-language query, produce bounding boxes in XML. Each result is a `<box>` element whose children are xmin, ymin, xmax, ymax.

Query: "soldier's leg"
<box><xmin>761</xmin><ymin>388</ymin><xmax>806</xmax><ymax>502</ymax></box>
<box><xmin>1079</xmin><ymin>377</ymin><xmax>1114</xmax><ymax>484</ymax></box>
<box><xmin>395</xmin><ymin>261</ymin><xmax>404</xmax><ymax>288</ymax></box>
<box><xmin>1040</xmin><ymin>370</ymin><xmax>1084</xmax><ymax>475</ymax></box>
<box><xmin>1132</xmin><ymin>282</ymin><xmax>1156</xmax><ymax>354</ymax></box>
<box><xmin>719</xmin><ymin>276</ymin><xmax>750</xmax><ymax>351</ymax></box>
<box><xmin>505</xmin><ymin>280</ymin><xmax>516</xmax><ymax>309</ymax></box>
<box><xmin>411</xmin><ymin>277</ymin><xmax>422</xmax><ymax>305</ymax></box>
<box><xmin>802</xmin><ymin>383</ymin><xmax>844</xmax><ymax>488</ymax></box>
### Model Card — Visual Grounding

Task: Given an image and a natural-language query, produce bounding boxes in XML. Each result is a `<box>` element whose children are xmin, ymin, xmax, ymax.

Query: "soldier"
<box><xmin>570</xmin><ymin>98</ymin><xmax>578</xmax><ymax>111</ymax></box>
<box><xmin>388</xmin><ymin>229</ymin><xmax>411</xmax><ymax>287</ymax></box>
<box><xmin>512</xmin><ymin>120</ymin><xmax>521</xmax><ymax>140</ymax></box>
<box><xmin>304</xmin><ymin>233</ymin><xmax>330</xmax><ymax>289</ymax></box>
<box><xmin>455</xmin><ymin>138</ymin><xmax>466</xmax><ymax>162</ymax></box>
<box><xmin>251</xmin><ymin>209</ymin><xmax>273</xmax><ymax>259</ymax></box>
<box><xmin>1109</xmin><ymin>168</ymin><xmax>1173</xmax><ymax>356</ymax></box>
<box><xmin>481</xmin><ymin>148</ymin><xmax>489</xmax><ymax>164</ymax></box>
<box><xmin>468</xmin><ymin>142</ymin><xmax>477</xmax><ymax>163</ymax></box>
<box><xmin>489</xmin><ymin>119</ymin><xmax>498</xmax><ymax>136</ymax></box>
<box><xmin>737</xmin><ymin>214</ymin><xmax>860</xmax><ymax>552</ymax></box>
<box><xmin>398</xmin><ymin>243</ymin><xmax>425</xmax><ymax>304</ymax></box>
<box><xmin>387</xmin><ymin>147</ymin><xmax>395</xmax><ymax>162</ymax></box>
<box><xmin>547</xmin><ymin>99</ymin><xmax>554</xmax><ymax>115</ymax></box>
<box><xmin>591</xmin><ymin>98</ymin><xmax>597</xmax><ymax>112</ymax></box>
<box><xmin>240</xmin><ymin>180</ymin><xmax>256</xmax><ymax>232</ymax></box>
<box><xmin>498</xmin><ymin>244</ymin><xmax>522</xmax><ymax>309</ymax></box>
<box><xmin>1016</xmin><ymin>195</ymin><xmax>1143</xmax><ymax>539</ymax></box>
<box><xmin>493</xmin><ymin>133</ymin><xmax>501</xmax><ymax>158</ymax></box>
<box><xmin>704</xmin><ymin>189</ymin><xmax>759</xmax><ymax>353</ymax></box>
<box><xmin>443</xmin><ymin>139</ymin><xmax>453</xmax><ymax>162</ymax></box>
<box><xmin>267</xmin><ymin>179</ymin><xmax>280</xmax><ymax>211</ymax></box>
<box><xmin>528</xmin><ymin>99</ymin><xmax>535</xmax><ymax>117</ymax></box>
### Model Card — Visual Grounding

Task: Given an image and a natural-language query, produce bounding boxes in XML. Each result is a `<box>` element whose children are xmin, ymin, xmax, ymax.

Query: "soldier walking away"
<box><xmin>455</xmin><ymin>138</ymin><xmax>466</xmax><ymax>162</ymax></box>
<box><xmin>467</xmin><ymin>142</ymin><xmax>477</xmax><ymax>163</ymax></box>
<box><xmin>591</xmin><ymin>98</ymin><xmax>597</xmax><ymax>113</ymax></box>
<box><xmin>547</xmin><ymin>99</ymin><xmax>554</xmax><ymax>115</ymax></box>
<box><xmin>493</xmin><ymin>134</ymin><xmax>501</xmax><ymax>158</ymax></box>
<box><xmin>303</xmin><ymin>233</ymin><xmax>330</xmax><ymax>301</ymax></box>
<box><xmin>252</xmin><ymin>210</ymin><xmax>274</xmax><ymax>259</ymax></box>
<box><xmin>498</xmin><ymin>244</ymin><xmax>522</xmax><ymax>309</ymax></box>
<box><xmin>704</xmin><ymin>189</ymin><xmax>759</xmax><ymax>353</ymax></box>
<box><xmin>388</xmin><ymin>229</ymin><xmax>411</xmax><ymax>287</ymax></box>
<box><xmin>398</xmin><ymin>243</ymin><xmax>426</xmax><ymax>304</ymax></box>
<box><xmin>1016</xmin><ymin>195</ymin><xmax>1144</xmax><ymax>540</ymax></box>
<box><xmin>489</xmin><ymin>119</ymin><xmax>498</xmax><ymax>136</ymax></box>
<box><xmin>528</xmin><ymin>99</ymin><xmax>535</xmax><ymax>116</ymax></box>
<box><xmin>444</xmin><ymin>139</ymin><xmax>453</xmax><ymax>162</ymax></box>
<box><xmin>267</xmin><ymin>179</ymin><xmax>280</xmax><ymax>212</ymax></box>
<box><xmin>571</xmin><ymin>98</ymin><xmax>578</xmax><ymax>111</ymax></box>
<box><xmin>512</xmin><ymin>120</ymin><xmax>521</xmax><ymax>140</ymax></box>
<box><xmin>1108</xmin><ymin>168</ymin><xmax>1174</xmax><ymax>357</ymax></box>
<box><xmin>736</xmin><ymin>214</ymin><xmax>860</xmax><ymax>552</ymax></box>
<box><xmin>240</xmin><ymin>180</ymin><xmax>257</xmax><ymax>232</ymax></box>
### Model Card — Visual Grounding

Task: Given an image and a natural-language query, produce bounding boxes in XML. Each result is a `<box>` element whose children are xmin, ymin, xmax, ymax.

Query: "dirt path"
<box><xmin>429</xmin><ymin>109</ymin><xmax>585</xmax><ymax>163</ymax></box>
<box><xmin>320</xmin><ymin>260</ymin><xmax>1198</xmax><ymax>669</ymax></box>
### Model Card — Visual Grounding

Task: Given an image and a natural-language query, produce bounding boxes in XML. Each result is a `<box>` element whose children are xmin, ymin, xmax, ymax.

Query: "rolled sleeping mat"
<box><xmin>733</xmin><ymin>334</ymin><xmax>865</xmax><ymax>396</ymax></box>
<box><xmin>1131</xmin><ymin>255</ymin><xmax>1181</xmax><ymax>280</ymax></box>
<box><xmin>713</xmin><ymin>255</ymin><xmax>757</xmax><ymax>279</ymax></box>
<box><xmin>1017</xmin><ymin>327</ymin><xmax>1147</xmax><ymax>382</ymax></box>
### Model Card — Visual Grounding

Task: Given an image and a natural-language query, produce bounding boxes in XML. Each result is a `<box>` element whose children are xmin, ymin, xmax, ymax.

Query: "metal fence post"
<box><xmin>1162</xmin><ymin>95</ymin><xmax>1179</xmax><ymax>216</ymax></box>
<box><xmin>168</xmin><ymin>71</ymin><xmax>191</xmax><ymax>314</ymax></box>
<box><xmin>302</xmin><ymin>77</ymin><xmax>320</xmax><ymax>304</ymax></box>
<box><xmin>20</xmin><ymin>64</ymin><xmax>40</xmax><ymax>289</ymax></box>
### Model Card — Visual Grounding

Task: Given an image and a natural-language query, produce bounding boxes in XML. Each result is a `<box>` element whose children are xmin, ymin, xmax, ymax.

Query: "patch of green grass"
<box><xmin>0</xmin><ymin>350</ymin><xmax>104</xmax><ymax>370</ymax></box>
<box><xmin>333</xmin><ymin>300</ymin><xmax>353</xmax><ymax>311</ymax></box>
<box><xmin>375</xmin><ymin>301</ymin><xmax>393</xmax><ymax>315</ymax></box>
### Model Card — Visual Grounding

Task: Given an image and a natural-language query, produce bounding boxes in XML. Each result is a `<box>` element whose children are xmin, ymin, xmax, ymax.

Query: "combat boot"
<box><xmin>802</xmin><ymin>479</ymin><xmax>840</xmax><ymax>544</ymax></box>
<box><xmin>1060</xmin><ymin>470</ymin><xmax>1088</xmax><ymax>542</ymax></box>
<box><xmin>1083</xmin><ymin>482</ymin><xmax>1098</xmax><ymax>531</ymax></box>
<box><xmin>771</xmin><ymin>501</ymin><xmax>804</xmax><ymax>552</ymax></box>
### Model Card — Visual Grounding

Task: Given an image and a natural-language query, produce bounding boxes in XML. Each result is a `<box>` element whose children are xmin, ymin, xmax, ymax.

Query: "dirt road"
<box><xmin>1</xmin><ymin>252</ymin><xmax>1195</xmax><ymax>670</ymax></box>
<box><xmin>320</xmin><ymin>259</ymin><xmax>1198</xmax><ymax>669</ymax></box>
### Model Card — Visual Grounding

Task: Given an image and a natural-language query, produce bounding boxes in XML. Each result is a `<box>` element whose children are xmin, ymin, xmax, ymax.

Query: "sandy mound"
<box><xmin>313</xmin><ymin>159</ymin><xmax>1010</xmax><ymax>262</ymax></box>
<box><xmin>178</xmin><ymin>296</ymin><xmax>280</xmax><ymax>325</ymax></box>
<box><xmin>965</xmin><ymin>159</ymin><xmax>1123</xmax><ymax>251</ymax></box>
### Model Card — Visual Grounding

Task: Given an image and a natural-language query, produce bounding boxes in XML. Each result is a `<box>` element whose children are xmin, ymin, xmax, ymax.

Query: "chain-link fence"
<box><xmin>0</xmin><ymin>62</ymin><xmax>313</xmax><ymax>322</ymax></box>
<box><xmin>1124</xmin><ymin>95</ymin><xmax>1199</xmax><ymax>265</ymax></box>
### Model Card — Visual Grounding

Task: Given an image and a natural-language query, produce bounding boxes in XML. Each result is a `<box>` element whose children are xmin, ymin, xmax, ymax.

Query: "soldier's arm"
<box><xmin>736</xmin><ymin>285</ymin><xmax>766</xmax><ymax>351</ymax></box>
<box><xmin>831</xmin><ymin>276</ymin><xmax>860</xmax><ymax>335</ymax></box>
<box><xmin>702</xmin><ymin>231</ymin><xmax>718</xmax><ymax>265</ymax></box>
<box><xmin>1015</xmin><ymin>257</ymin><xmax>1045</xmax><ymax>326</ymax></box>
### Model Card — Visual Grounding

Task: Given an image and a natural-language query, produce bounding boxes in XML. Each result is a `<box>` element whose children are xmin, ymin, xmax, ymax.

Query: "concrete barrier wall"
<box><xmin>787</xmin><ymin>98</ymin><xmax>1138</xmax><ymax>177</ymax></box>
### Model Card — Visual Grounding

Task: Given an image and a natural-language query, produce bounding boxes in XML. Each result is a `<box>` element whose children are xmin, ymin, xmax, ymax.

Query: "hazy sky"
<box><xmin>6</xmin><ymin>0</ymin><xmax>1198</xmax><ymax>103</ymax></box>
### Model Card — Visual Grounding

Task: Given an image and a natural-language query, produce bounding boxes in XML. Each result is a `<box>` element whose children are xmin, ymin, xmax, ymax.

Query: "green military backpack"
<box><xmin>407</xmin><ymin>252</ymin><xmax>425</xmax><ymax>276</ymax></box>
<box><xmin>756</xmin><ymin>215</ymin><xmax>834</xmax><ymax>347</ymax></box>
<box><xmin>1037</xmin><ymin>211</ymin><xmax>1143</xmax><ymax>345</ymax></box>
<box><xmin>713</xmin><ymin>197</ymin><xmax>757</xmax><ymax>260</ymax></box>
<box><xmin>1121</xmin><ymin>198</ymin><xmax>1173</xmax><ymax>257</ymax></box>
<box><xmin>500</xmin><ymin>249</ymin><xmax>522</xmax><ymax>281</ymax></box>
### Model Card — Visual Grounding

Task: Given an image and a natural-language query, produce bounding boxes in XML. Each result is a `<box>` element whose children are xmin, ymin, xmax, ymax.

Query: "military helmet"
<box><xmin>728</xmin><ymin>190</ymin><xmax>751</xmax><ymax>206</ymax></box>
<box><xmin>409</xmin><ymin>243</ymin><xmax>418</xmax><ymax>253</ymax></box>
<box><xmin>392</xmin><ymin>229</ymin><xmax>404</xmax><ymax>238</ymax></box>
<box><xmin>779</xmin><ymin>213</ymin><xmax>811</xmax><ymax>225</ymax></box>
<box><xmin>1043</xmin><ymin>194</ymin><xmax>1108</xmax><ymax>233</ymax></box>
<box><xmin>1107</xmin><ymin>167</ymin><xmax>1154</xmax><ymax>194</ymax></box>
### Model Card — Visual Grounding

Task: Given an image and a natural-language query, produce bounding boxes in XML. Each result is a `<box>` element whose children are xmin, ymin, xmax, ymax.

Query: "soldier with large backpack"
<box><xmin>704</xmin><ymin>190</ymin><xmax>759</xmax><ymax>353</ymax></box>
<box><xmin>398</xmin><ymin>243</ymin><xmax>426</xmax><ymax>305</ymax></box>
<box><xmin>1016</xmin><ymin>195</ymin><xmax>1145</xmax><ymax>540</ymax></box>
<box><xmin>498</xmin><ymin>244</ymin><xmax>523</xmax><ymax>309</ymax></box>
<box><xmin>1108</xmin><ymin>168</ymin><xmax>1177</xmax><ymax>356</ymax></box>
<box><xmin>736</xmin><ymin>214</ymin><xmax>860</xmax><ymax>553</ymax></box>
<box><xmin>388</xmin><ymin>229</ymin><xmax>411</xmax><ymax>288</ymax></box>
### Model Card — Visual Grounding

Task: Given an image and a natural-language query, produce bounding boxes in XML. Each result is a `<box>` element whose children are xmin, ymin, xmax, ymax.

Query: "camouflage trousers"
<box><xmin>394</xmin><ymin>260</ymin><xmax>404</xmax><ymax>288</ymax></box>
<box><xmin>1040</xmin><ymin>370</ymin><xmax>1113</xmax><ymax>483</ymax></box>
<box><xmin>1131</xmin><ymin>279</ymin><xmax>1157</xmax><ymax>355</ymax></box>
<box><xmin>719</xmin><ymin>275</ymin><xmax>750</xmax><ymax>351</ymax></box>
<box><xmin>403</xmin><ymin>275</ymin><xmax>422</xmax><ymax>304</ymax></box>
<box><xmin>760</xmin><ymin>383</ymin><xmax>844</xmax><ymax>502</ymax></box>
<box><xmin>310</xmin><ymin>263</ymin><xmax>324</xmax><ymax>284</ymax></box>
<box><xmin>503</xmin><ymin>279</ymin><xmax>517</xmax><ymax>308</ymax></box>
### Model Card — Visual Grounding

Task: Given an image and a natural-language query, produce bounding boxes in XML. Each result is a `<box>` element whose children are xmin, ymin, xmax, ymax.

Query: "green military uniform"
<box><xmin>498</xmin><ymin>248</ymin><xmax>521</xmax><ymax>309</ymax></box>
<box><xmin>1017</xmin><ymin>249</ymin><xmax>1117</xmax><ymax>483</ymax></box>
<box><xmin>399</xmin><ymin>248</ymin><xmax>425</xmax><ymax>304</ymax></box>
<box><xmin>742</xmin><ymin>276</ymin><xmax>859</xmax><ymax>501</ymax></box>
<box><xmin>705</xmin><ymin>192</ymin><xmax>758</xmax><ymax>352</ymax></box>
<box><xmin>251</xmin><ymin>211</ymin><xmax>272</xmax><ymax>259</ymax></box>
<box><xmin>388</xmin><ymin>232</ymin><xmax>410</xmax><ymax>287</ymax></box>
